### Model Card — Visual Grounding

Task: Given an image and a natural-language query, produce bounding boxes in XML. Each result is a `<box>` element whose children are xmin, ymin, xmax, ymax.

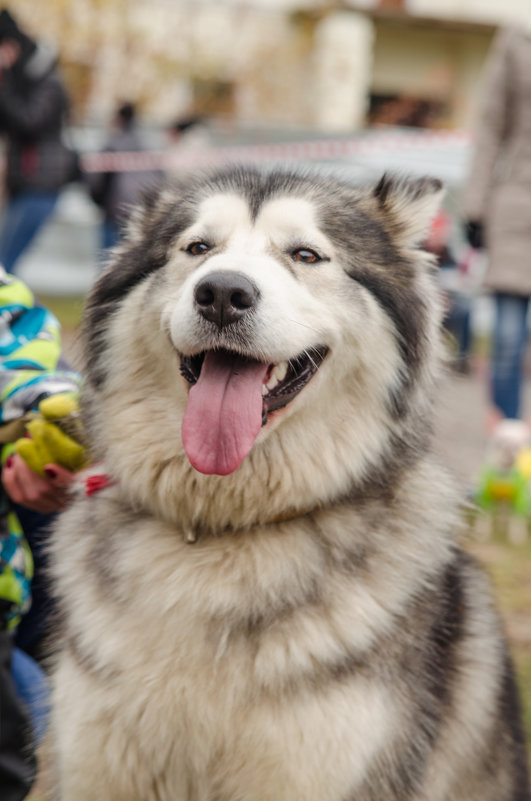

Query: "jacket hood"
<box><xmin>22</xmin><ymin>40</ymin><xmax>58</xmax><ymax>82</ymax></box>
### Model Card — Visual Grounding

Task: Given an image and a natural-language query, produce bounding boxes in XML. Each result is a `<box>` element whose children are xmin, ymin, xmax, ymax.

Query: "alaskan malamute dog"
<box><xmin>49</xmin><ymin>166</ymin><xmax>529</xmax><ymax>800</ymax></box>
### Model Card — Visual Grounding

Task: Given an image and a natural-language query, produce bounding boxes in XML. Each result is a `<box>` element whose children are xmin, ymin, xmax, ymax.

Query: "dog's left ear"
<box><xmin>373</xmin><ymin>173</ymin><xmax>444</xmax><ymax>247</ymax></box>
<box><xmin>125</xmin><ymin>184</ymin><xmax>166</xmax><ymax>244</ymax></box>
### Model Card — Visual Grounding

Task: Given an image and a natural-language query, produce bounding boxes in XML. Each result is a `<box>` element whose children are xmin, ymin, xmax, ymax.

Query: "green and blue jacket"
<box><xmin>0</xmin><ymin>268</ymin><xmax>80</xmax><ymax>630</ymax></box>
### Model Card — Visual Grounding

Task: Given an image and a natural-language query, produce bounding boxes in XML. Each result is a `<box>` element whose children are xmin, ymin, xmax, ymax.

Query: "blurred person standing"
<box><xmin>165</xmin><ymin>115</ymin><xmax>211</xmax><ymax>177</ymax></box>
<box><xmin>0</xmin><ymin>9</ymin><xmax>78</xmax><ymax>275</ymax></box>
<box><xmin>463</xmin><ymin>24</ymin><xmax>531</xmax><ymax>424</ymax></box>
<box><xmin>88</xmin><ymin>102</ymin><xmax>162</xmax><ymax>253</ymax></box>
<box><xmin>424</xmin><ymin>210</ymin><xmax>472</xmax><ymax>374</ymax></box>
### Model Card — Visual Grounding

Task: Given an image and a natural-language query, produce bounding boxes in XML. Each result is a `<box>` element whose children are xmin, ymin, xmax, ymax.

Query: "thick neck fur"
<box><xmin>82</xmin><ymin>296</ymin><xmax>443</xmax><ymax>537</ymax></box>
<box><xmin>79</xmin><ymin>170</ymin><xmax>446</xmax><ymax>537</ymax></box>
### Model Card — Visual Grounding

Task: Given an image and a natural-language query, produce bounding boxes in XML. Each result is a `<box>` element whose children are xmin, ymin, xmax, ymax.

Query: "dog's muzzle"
<box><xmin>180</xmin><ymin>270</ymin><xmax>328</xmax><ymax>476</ymax></box>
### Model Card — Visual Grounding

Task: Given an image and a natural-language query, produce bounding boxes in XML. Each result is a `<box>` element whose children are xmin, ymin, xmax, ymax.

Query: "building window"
<box><xmin>368</xmin><ymin>93</ymin><xmax>444</xmax><ymax>129</ymax></box>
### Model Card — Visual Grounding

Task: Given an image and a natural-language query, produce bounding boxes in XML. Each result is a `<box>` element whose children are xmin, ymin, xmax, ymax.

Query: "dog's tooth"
<box><xmin>262</xmin><ymin>361</ymin><xmax>288</xmax><ymax>394</ymax></box>
<box><xmin>266</xmin><ymin>362</ymin><xmax>288</xmax><ymax>391</ymax></box>
<box><xmin>265</xmin><ymin>362</ymin><xmax>288</xmax><ymax>392</ymax></box>
<box><xmin>274</xmin><ymin>361</ymin><xmax>288</xmax><ymax>383</ymax></box>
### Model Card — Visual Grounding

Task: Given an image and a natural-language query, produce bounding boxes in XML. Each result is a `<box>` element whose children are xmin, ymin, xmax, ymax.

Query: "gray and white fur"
<box><xmin>48</xmin><ymin>166</ymin><xmax>530</xmax><ymax>800</ymax></box>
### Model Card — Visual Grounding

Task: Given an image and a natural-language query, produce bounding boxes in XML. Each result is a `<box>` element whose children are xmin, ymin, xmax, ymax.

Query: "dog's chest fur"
<box><xmin>51</xmin><ymin>462</ymin><xmax>477</xmax><ymax>801</ymax></box>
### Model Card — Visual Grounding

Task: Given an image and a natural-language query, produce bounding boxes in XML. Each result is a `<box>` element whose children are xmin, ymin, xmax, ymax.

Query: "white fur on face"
<box><xmin>164</xmin><ymin>193</ymin><xmax>345</xmax><ymax>364</ymax></box>
<box><xmin>94</xmin><ymin>186</ymin><xmax>408</xmax><ymax>523</ymax></box>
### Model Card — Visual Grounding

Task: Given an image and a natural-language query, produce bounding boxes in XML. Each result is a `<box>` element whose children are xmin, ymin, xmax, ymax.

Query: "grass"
<box><xmin>37</xmin><ymin>294</ymin><xmax>87</xmax><ymax>365</ymax></box>
<box><xmin>37</xmin><ymin>294</ymin><xmax>86</xmax><ymax>334</ymax></box>
<box><xmin>467</xmin><ymin>525</ymin><xmax>531</xmax><ymax>751</ymax></box>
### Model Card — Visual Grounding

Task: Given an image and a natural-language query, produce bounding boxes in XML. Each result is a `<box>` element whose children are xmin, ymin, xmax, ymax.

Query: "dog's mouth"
<box><xmin>180</xmin><ymin>346</ymin><xmax>329</xmax><ymax>476</ymax></box>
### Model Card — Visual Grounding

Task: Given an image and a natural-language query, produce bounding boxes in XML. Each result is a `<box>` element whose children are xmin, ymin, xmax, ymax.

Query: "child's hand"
<box><xmin>2</xmin><ymin>453</ymin><xmax>75</xmax><ymax>513</ymax></box>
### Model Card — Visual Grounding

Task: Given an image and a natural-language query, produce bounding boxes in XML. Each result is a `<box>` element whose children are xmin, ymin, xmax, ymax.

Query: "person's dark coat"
<box><xmin>0</xmin><ymin>41</ymin><xmax>76</xmax><ymax>197</ymax></box>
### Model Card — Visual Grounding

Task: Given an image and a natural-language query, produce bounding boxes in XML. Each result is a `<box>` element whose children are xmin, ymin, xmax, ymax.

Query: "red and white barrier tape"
<box><xmin>79</xmin><ymin>129</ymin><xmax>470</xmax><ymax>173</ymax></box>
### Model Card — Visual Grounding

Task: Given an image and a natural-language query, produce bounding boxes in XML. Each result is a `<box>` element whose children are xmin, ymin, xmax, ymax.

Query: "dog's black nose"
<box><xmin>194</xmin><ymin>271</ymin><xmax>259</xmax><ymax>328</ymax></box>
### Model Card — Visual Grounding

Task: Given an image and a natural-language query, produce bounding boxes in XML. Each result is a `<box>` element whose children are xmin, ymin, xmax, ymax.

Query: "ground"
<box><xmin>434</xmin><ymin>355</ymin><xmax>531</xmax><ymax>750</ymax></box>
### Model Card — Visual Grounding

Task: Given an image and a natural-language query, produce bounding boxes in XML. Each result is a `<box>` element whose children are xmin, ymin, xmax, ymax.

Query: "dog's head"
<box><xmin>81</xmin><ymin>166</ymin><xmax>443</xmax><ymax>526</ymax></box>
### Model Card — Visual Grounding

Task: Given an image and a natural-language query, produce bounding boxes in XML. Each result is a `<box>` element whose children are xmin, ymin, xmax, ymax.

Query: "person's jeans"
<box><xmin>0</xmin><ymin>191</ymin><xmax>58</xmax><ymax>274</ymax></box>
<box><xmin>11</xmin><ymin>647</ymin><xmax>50</xmax><ymax>744</ymax></box>
<box><xmin>102</xmin><ymin>218</ymin><xmax>120</xmax><ymax>251</ymax></box>
<box><xmin>491</xmin><ymin>292</ymin><xmax>529</xmax><ymax>420</ymax></box>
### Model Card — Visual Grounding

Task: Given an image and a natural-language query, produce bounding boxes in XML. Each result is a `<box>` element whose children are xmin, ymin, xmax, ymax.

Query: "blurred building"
<box><xmin>3</xmin><ymin>0</ymin><xmax>530</xmax><ymax>132</ymax></box>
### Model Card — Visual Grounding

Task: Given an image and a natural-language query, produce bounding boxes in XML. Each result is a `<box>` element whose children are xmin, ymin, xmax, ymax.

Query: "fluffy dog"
<box><xmin>49</xmin><ymin>166</ymin><xmax>530</xmax><ymax>800</ymax></box>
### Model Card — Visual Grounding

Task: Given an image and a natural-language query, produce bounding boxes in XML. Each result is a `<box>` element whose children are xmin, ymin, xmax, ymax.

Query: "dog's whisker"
<box><xmin>304</xmin><ymin>349</ymin><xmax>319</xmax><ymax>371</ymax></box>
<box><xmin>286</xmin><ymin>317</ymin><xmax>321</xmax><ymax>334</ymax></box>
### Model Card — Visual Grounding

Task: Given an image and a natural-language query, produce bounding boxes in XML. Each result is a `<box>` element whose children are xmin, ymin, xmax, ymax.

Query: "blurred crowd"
<box><xmin>0</xmin><ymin>9</ymin><xmax>212</xmax><ymax>276</ymax></box>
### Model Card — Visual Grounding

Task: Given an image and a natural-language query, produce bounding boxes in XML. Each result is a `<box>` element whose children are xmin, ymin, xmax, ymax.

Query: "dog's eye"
<box><xmin>186</xmin><ymin>242</ymin><xmax>210</xmax><ymax>256</ymax></box>
<box><xmin>292</xmin><ymin>248</ymin><xmax>321</xmax><ymax>264</ymax></box>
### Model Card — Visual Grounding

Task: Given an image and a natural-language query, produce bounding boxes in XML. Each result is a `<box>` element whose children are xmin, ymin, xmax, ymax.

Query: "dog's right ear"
<box><xmin>373</xmin><ymin>173</ymin><xmax>444</xmax><ymax>248</ymax></box>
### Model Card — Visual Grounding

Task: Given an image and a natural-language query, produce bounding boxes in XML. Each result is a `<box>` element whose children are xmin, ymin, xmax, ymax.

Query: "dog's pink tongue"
<box><xmin>182</xmin><ymin>351</ymin><xmax>269</xmax><ymax>475</ymax></box>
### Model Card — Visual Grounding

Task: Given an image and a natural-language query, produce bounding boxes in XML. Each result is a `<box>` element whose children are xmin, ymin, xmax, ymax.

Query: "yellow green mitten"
<box><xmin>39</xmin><ymin>392</ymin><xmax>78</xmax><ymax>420</ymax></box>
<box><xmin>14</xmin><ymin>392</ymin><xmax>88</xmax><ymax>476</ymax></box>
